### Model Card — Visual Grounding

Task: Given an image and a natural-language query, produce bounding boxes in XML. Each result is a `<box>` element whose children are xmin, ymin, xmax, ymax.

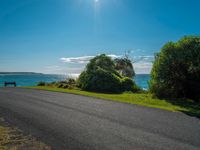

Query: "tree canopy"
<box><xmin>78</xmin><ymin>54</ymin><xmax>139</xmax><ymax>93</ymax></box>
<box><xmin>149</xmin><ymin>36</ymin><xmax>200</xmax><ymax>101</ymax></box>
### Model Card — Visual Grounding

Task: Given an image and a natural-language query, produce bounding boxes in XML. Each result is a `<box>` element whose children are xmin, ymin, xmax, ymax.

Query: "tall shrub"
<box><xmin>78</xmin><ymin>54</ymin><xmax>138</xmax><ymax>93</ymax></box>
<box><xmin>149</xmin><ymin>36</ymin><xmax>200</xmax><ymax>101</ymax></box>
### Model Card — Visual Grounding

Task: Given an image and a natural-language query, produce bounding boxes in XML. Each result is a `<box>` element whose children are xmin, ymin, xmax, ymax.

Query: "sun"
<box><xmin>95</xmin><ymin>0</ymin><xmax>99</xmax><ymax>2</ymax></box>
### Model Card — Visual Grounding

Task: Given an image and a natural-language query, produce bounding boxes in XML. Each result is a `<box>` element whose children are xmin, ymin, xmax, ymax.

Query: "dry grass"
<box><xmin>0</xmin><ymin>117</ymin><xmax>50</xmax><ymax>150</ymax></box>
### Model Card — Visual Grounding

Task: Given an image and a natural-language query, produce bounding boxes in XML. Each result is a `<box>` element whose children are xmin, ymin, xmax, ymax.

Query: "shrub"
<box><xmin>121</xmin><ymin>77</ymin><xmax>140</xmax><ymax>92</ymax></box>
<box><xmin>51</xmin><ymin>79</ymin><xmax>77</xmax><ymax>89</ymax></box>
<box><xmin>86</xmin><ymin>54</ymin><xmax>116</xmax><ymax>74</ymax></box>
<box><xmin>78</xmin><ymin>54</ymin><xmax>123</xmax><ymax>93</ymax></box>
<box><xmin>55</xmin><ymin>82</ymin><xmax>68</xmax><ymax>89</ymax></box>
<box><xmin>37</xmin><ymin>81</ymin><xmax>46</xmax><ymax>86</ymax></box>
<box><xmin>78</xmin><ymin>68</ymin><xmax>122</xmax><ymax>93</ymax></box>
<box><xmin>66</xmin><ymin>78</ymin><xmax>76</xmax><ymax>85</ymax></box>
<box><xmin>63</xmin><ymin>84</ymin><xmax>69</xmax><ymax>89</ymax></box>
<box><xmin>149</xmin><ymin>36</ymin><xmax>200</xmax><ymax>101</ymax></box>
<box><xmin>78</xmin><ymin>54</ymin><xmax>138</xmax><ymax>93</ymax></box>
<box><xmin>37</xmin><ymin>78</ymin><xmax>77</xmax><ymax>89</ymax></box>
<box><xmin>77</xmin><ymin>71</ymin><xmax>91</xmax><ymax>90</ymax></box>
<box><xmin>57</xmin><ymin>83</ymin><xmax>64</xmax><ymax>88</ymax></box>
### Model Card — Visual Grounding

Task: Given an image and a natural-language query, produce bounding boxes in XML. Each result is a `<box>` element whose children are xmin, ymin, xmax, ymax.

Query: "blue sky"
<box><xmin>0</xmin><ymin>0</ymin><xmax>200</xmax><ymax>74</ymax></box>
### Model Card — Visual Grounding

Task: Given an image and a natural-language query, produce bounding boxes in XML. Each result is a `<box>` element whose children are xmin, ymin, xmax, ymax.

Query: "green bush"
<box><xmin>46</xmin><ymin>78</ymin><xmax>77</xmax><ymax>89</ymax></box>
<box><xmin>86</xmin><ymin>54</ymin><xmax>116</xmax><ymax>74</ymax></box>
<box><xmin>57</xmin><ymin>83</ymin><xmax>64</xmax><ymax>88</ymax></box>
<box><xmin>37</xmin><ymin>81</ymin><xmax>46</xmax><ymax>86</ymax></box>
<box><xmin>149</xmin><ymin>36</ymin><xmax>200</xmax><ymax>101</ymax></box>
<box><xmin>37</xmin><ymin>78</ymin><xmax>77</xmax><ymax>89</ymax></box>
<box><xmin>121</xmin><ymin>77</ymin><xmax>140</xmax><ymax>92</ymax></box>
<box><xmin>78</xmin><ymin>68</ymin><xmax>122</xmax><ymax>93</ymax></box>
<box><xmin>78</xmin><ymin>54</ymin><xmax>138</xmax><ymax>93</ymax></box>
<box><xmin>66</xmin><ymin>78</ymin><xmax>76</xmax><ymax>85</ymax></box>
<box><xmin>77</xmin><ymin>71</ymin><xmax>91</xmax><ymax>90</ymax></box>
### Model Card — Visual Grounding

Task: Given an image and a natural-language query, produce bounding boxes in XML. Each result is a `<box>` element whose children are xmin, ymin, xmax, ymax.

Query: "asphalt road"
<box><xmin>0</xmin><ymin>88</ymin><xmax>199</xmax><ymax>150</ymax></box>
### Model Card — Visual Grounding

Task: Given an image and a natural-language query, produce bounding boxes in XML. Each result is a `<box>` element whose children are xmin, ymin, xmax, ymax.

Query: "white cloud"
<box><xmin>133</xmin><ymin>55</ymin><xmax>154</xmax><ymax>63</ymax></box>
<box><xmin>67</xmin><ymin>73</ymin><xmax>80</xmax><ymax>78</ymax></box>
<box><xmin>61</xmin><ymin>54</ymin><xmax>120</xmax><ymax>64</ymax></box>
<box><xmin>133</xmin><ymin>62</ymin><xmax>153</xmax><ymax>74</ymax></box>
<box><xmin>57</xmin><ymin>54</ymin><xmax>155</xmax><ymax>75</ymax></box>
<box><xmin>133</xmin><ymin>55</ymin><xmax>154</xmax><ymax>74</ymax></box>
<box><xmin>61</xmin><ymin>56</ymin><xmax>94</xmax><ymax>64</ymax></box>
<box><xmin>44</xmin><ymin>65</ymin><xmax>85</xmax><ymax>75</ymax></box>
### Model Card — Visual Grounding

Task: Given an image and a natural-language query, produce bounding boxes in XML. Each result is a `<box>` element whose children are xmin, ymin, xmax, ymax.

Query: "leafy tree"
<box><xmin>86</xmin><ymin>54</ymin><xmax>120</xmax><ymax>77</ymax></box>
<box><xmin>78</xmin><ymin>69</ymin><xmax>122</xmax><ymax>93</ymax></box>
<box><xmin>149</xmin><ymin>36</ymin><xmax>200</xmax><ymax>101</ymax></box>
<box><xmin>78</xmin><ymin>54</ymin><xmax>138</xmax><ymax>93</ymax></box>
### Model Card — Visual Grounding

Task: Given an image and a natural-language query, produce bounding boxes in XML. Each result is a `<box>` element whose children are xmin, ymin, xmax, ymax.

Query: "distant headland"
<box><xmin>0</xmin><ymin>72</ymin><xmax>43</xmax><ymax>75</ymax></box>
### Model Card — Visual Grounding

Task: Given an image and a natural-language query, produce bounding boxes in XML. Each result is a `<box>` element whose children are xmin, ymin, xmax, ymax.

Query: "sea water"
<box><xmin>0</xmin><ymin>74</ymin><xmax>150</xmax><ymax>90</ymax></box>
<box><xmin>134</xmin><ymin>74</ymin><xmax>150</xmax><ymax>90</ymax></box>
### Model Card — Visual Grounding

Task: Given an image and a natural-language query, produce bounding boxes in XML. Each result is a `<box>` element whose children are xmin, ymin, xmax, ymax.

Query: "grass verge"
<box><xmin>25</xmin><ymin>86</ymin><xmax>200</xmax><ymax>117</ymax></box>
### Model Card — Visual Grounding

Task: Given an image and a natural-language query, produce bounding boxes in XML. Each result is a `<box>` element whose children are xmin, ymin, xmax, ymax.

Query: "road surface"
<box><xmin>0</xmin><ymin>88</ymin><xmax>199</xmax><ymax>150</ymax></box>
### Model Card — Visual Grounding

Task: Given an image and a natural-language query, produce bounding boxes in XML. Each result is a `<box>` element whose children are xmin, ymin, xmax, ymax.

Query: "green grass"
<box><xmin>25</xmin><ymin>86</ymin><xmax>200</xmax><ymax>117</ymax></box>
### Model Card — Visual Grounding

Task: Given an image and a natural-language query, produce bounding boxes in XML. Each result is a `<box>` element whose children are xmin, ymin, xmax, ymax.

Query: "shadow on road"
<box><xmin>165</xmin><ymin>99</ymin><xmax>200</xmax><ymax>119</ymax></box>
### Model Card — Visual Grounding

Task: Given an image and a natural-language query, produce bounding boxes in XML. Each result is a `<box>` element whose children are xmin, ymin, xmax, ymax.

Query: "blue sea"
<box><xmin>134</xmin><ymin>74</ymin><xmax>150</xmax><ymax>90</ymax></box>
<box><xmin>0</xmin><ymin>74</ymin><xmax>150</xmax><ymax>90</ymax></box>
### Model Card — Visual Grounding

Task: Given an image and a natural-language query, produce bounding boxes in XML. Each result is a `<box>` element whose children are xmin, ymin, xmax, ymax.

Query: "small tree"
<box><xmin>78</xmin><ymin>54</ymin><xmax>122</xmax><ymax>93</ymax></box>
<box><xmin>149</xmin><ymin>36</ymin><xmax>200</xmax><ymax>101</ymax></box>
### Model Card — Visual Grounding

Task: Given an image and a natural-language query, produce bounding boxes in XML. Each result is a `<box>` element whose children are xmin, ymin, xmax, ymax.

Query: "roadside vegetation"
<box><xmin>77</xmin><ymin>54</ymin><xmax>140</xmax><ymax>93</ymax></box>
<box><xmin>38</xmin><ymin>53</ymin><xmax>141</xmax><ymax>94</ymax></box>
<box><xmin>28</xmin><ymin>86</ymin><xmax>200</xmax><ymax>117</ymax></box>
<box><xmin>150</xmin><ymin>36</ymin><xmax>200</xmax><ymax>102</ymax></box>
<box><xmin>34</xmin><ymin>36</ymin><xmax>200</xmax><ymax>117</ymax></box>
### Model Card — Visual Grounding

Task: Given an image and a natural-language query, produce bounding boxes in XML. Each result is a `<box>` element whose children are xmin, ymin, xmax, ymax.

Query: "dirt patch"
<box><xmin>0</xmin><ymin>117</ymin><xmax>51</xmax><ymax>150</ymax></box>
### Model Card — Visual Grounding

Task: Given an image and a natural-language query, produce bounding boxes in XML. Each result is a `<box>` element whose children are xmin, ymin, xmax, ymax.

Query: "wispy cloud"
<box><xmin>133</xmin><ymin>55</ymin><xmax>154</xmax><ymax>63</ymax></box>
<box><xmin>132</xmin><ymin>55</ymin><xmax>154</xmax><ymax>74</ymax></box>
<box><xmin>61</xmin><ymin>54</ymin><xmax>120</xmax><ymax>64</ymax></box>
<box><xmin>60</xmin><ymin>56</ymin><xmax>94</xmax><ymax>64</ymax></box>
<box><xmin>133</xmin><ymin>62</ymin><xmax>153</xmax><ymax>74</ymax></box>
<box><xmin>55</xmin><ymin>54</ymin><xmax>155</xmax><ymax>75</ymax></box>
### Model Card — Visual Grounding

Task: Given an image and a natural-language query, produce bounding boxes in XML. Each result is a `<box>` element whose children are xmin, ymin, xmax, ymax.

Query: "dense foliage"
<box><xmin>121</xmin><ymin>77</ymin><xmax>139</xmax><ymax>92</ymax></box>
<box><xmin>37</xmin><ymin>81</ymin><xmax>46</xmax><ymax>86</ymax></box>
<box><xmin>78</xmin><ymin>54</ymin><xmax>139</xmax><ymax>93</ymax></box>
<box><xmin>78</xmin><ymin>69</ymin><xmax>122</xmax><ymax>93</ymax></box>
<box><xmin>37</xmin><ymin>78</ymin><xmax>76</xmax><ymax>89</ymax></box>
<box><xmin>149</xmin><ymin>36</ymin><xmax>200</xmax><ymax>101</ymax></box>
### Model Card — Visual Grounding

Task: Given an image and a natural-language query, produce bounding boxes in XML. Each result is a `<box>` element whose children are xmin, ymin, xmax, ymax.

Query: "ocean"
<box><xmin>134</xmin><ymin>74</ymin><xmax>150</xmax><ymax>90</ymax></box>
<box><xmin>0</xmin><ymin>74</ymin><xmax>150</xmax><ymax>90</ymax></box>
